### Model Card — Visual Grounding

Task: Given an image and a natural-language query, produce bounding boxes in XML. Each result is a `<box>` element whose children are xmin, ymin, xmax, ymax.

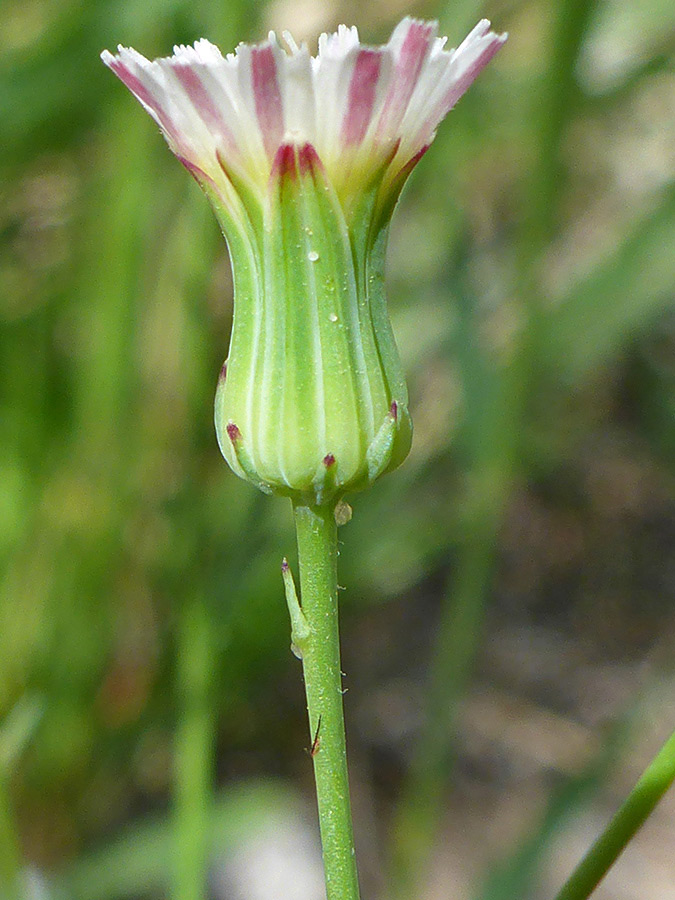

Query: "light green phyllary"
<box><xmin>214</xmin><ymin>137</ymin><xmax>412</xmax><ymax>505</ymax></box>
<box><xmin>102</xmin><ymin>19</ymin><xmax>506</xmax><ymax>505</ymax></box>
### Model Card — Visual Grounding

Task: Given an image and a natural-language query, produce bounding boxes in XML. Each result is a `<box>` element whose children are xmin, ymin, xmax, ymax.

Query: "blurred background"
<box><xmin>1</xmin><ymin>0</ymin><xmax>674</xmax><ymax>898</ymax></box>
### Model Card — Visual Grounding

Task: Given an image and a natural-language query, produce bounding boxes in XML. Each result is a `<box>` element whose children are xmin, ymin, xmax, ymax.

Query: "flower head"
<box><xmin>102</xmin><ymin>19</ymin><xmax>506</xmax><ymax>504</ymax></box>
<box><xmin>103</xmin><ymin>19</ymin><xmax>505</xmax><ymax>219</ymax></box>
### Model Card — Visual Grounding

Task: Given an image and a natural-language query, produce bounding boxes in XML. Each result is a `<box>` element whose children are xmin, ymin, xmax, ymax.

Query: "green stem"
<box><xmin>172</xmin><ymin>595</ymin><xmax>216</xmax><ymax>900</ymax></box>
<box><xmin>293</xmin><ymin>502</ymin><xmax>360</xmax><ymax>900</ymax></box>
<box><xmin>553</xmin><ymin>728</ymin><xmax>675</xmax><ymax>900</ymax></box>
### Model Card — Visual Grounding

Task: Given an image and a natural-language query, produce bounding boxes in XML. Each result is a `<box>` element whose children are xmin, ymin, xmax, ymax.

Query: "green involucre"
<box><xmin>212</xmin><ymin>143</ymin><xmax>412</xmax><ymax>504</ymax></box>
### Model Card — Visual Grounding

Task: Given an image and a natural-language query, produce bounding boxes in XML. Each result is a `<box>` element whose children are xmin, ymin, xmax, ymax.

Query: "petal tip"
<box><xmin>297</xmin><ymin>142</ymin><xmax>321</xmax><ymax>175</ymax></box>
<box><xmin>271</xmin><ymin>143</ymin><xmax>297</xmax><ymax>179</ymax></box>
<box><xmin>226</xmin><ymin>422</ymin><xmax>241</xmax><ymax>444</ymax></box>
<box><xmin>270</xmin><ymin>142</ymin><xmax>321</xmax><ymax>180</ymax></box>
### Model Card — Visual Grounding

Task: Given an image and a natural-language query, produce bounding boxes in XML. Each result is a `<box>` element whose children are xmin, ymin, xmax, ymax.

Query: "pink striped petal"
<box><xmin>435</xmin><ymin>31</ymin><xmax>506</xmax><ymax>121</ymax></box>
<box><xmin>341</xmin><ymin>50</ymin><xmax>383</xmax><ymax>147</ymax></box>
<box><xmin>103</xmin><ymin>53</ymin><xmax>181</xmax><ymax>150</ymax></box>
<box><xmin>172</xmin><ymin>63</ymin><xmax>235</xmax><ymax>149</ymax></box>
<box><xmin>376</xmin><ymin>19</ymin><xmax>436</xmax><ymax>140</ymax></box>
<box><xmin>251</xmin><ymin>44</ymin><xmax>284</xmax><ymax>158</ymax></box>
<box><xmin>404</xmin><ymin>21</ymin><xmax>507</xmax><ymax>155</ymax></box>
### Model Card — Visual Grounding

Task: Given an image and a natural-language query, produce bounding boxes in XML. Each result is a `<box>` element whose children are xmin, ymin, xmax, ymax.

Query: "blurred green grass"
<box><xmin>1</xmin><ymin>0</ymin><xmax>674</xmax><ymax>897</ymax></box>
